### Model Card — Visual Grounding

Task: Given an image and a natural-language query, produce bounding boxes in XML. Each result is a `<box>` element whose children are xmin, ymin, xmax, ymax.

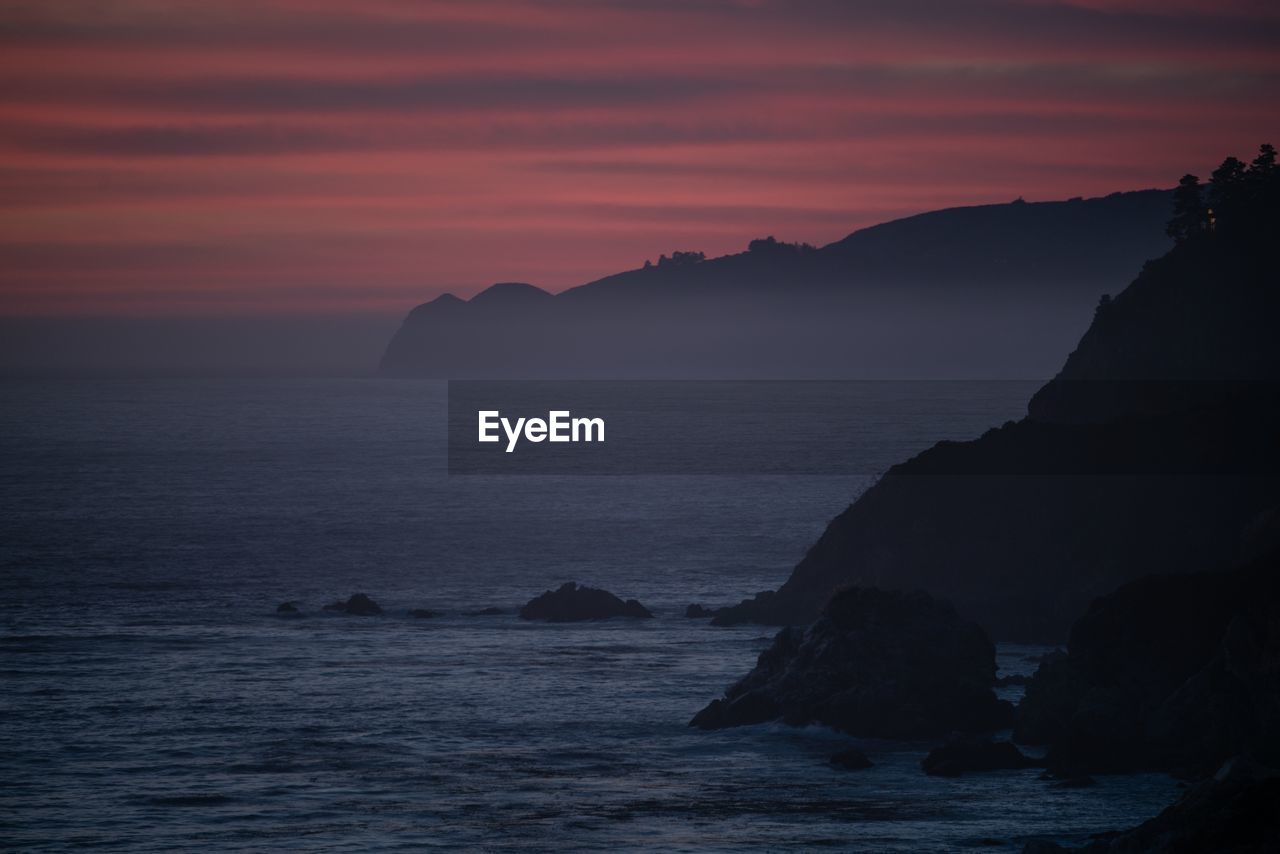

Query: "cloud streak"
<box><xmin>1</xmin><ymin>0</ymin><xmax>1278</xmax><ymax>314</ymax></box>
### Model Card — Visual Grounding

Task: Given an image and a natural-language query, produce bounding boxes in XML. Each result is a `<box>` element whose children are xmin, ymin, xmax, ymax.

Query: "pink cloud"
<box><xmin>1</xmin><ymin>0</ymin><xmax>1278</xmax><ymax>315</ymax></box>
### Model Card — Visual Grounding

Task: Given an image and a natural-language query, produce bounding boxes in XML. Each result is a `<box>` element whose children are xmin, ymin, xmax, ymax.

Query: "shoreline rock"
<box><xmin>691</xmin><ymin>587</ymin><xmax>1013</xmax><ymax>738</ymax></box>
<box><xmin>1015</xmin><ymin>550</ymin><xmax>1280</xmax><ymax>777</ymax></box>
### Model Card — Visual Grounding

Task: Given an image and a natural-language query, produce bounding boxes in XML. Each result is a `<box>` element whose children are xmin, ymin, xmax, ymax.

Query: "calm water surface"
<box><xmin>0</xmin><ymin>380</ymin><xmax>1180</xmax><ymax>851</ymax></box>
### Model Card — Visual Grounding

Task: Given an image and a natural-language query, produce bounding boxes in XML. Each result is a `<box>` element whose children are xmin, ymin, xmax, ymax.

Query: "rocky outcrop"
<box><xmin>921</xmin><ymin>736</ymin><xmax>1042</xmax><ymax>777</ymax></box>
<box><xmin>690</xmin><ymin>587</ymin><xmax>1013</xmax><ymax>738</ymax></box>
<box><xmin>685</xmin><ymin>604</ymin><xmax>714</xmax><ymax>618</ymax></box>
<box><xmin>1023</xmin><ymin>757</ymin><xmax>1280</xmax><ymax>853</ymax></box>
<box><xmin>519</xmin><ymin>582</ymin><xmax>653</xmax><ymax>622</ymax></box>
<box><xmin>1015</xmin><ymin>551</ymin><xmax>1280</xmax><ymax>777</ymax></box>
<box><xmin>322</xmin><ymin>593</ymin><xmax>383</xmax><ymax>616</ymax></box>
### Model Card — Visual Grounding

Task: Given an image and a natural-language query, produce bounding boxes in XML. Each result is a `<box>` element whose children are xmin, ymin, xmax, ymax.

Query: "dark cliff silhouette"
<box><xmin>714</xmin><ymin>146</ymin><xmax>1280</xmax><ymax>641</ymax></box>
<box><xmin>379</xmin><ymin>191</ymin><xmax>1171</xmax><ymax>379</ymax></box>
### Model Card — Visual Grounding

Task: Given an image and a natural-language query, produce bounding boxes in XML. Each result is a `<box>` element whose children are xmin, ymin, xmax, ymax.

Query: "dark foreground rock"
<box><xmin>921</xmin><ymin>737</ymin><xmax>1042</xmax><ymax>777</ymax></box>
<box><xmin>685</xmin><ymin>604</ymin><xmax>714</xmax><ymax>618</ymax></box>
<box><xmin>322</xmin><ymin>593</ymin><xmax>383</xmax><ymax>616</ymax></box>
<box><xmin>519</xmin><ymin>582</ymin><xmax>653</xmax><ymax>622</ymax></box>
<box><xmin>1023</xmin><ymin>757</ymin><xmax>1280</xmax><ymax>853</ymax></box>
<box><xmin>829</xmin><ymin>748</ymin><xmax>873</xmax><ymax>770</ymax></box>
<box><xmin>1015</xmin><ymin>550</ymin><xmax>1280</xmax><ymax>776</ymax></box>
<box><xmin>690</xmin><ymin>587</ymin><xmax>1013</xmax><ymax>738</ymax></box>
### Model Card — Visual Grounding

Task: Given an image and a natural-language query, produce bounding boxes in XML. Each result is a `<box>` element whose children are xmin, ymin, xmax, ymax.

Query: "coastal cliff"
<box><xmin>716</xmin><ymin>148</ymin><xmax>1280</xmax><ymax>641</ymax></box>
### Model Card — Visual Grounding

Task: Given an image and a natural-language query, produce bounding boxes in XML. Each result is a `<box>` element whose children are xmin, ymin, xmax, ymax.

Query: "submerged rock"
<box><xmin>685</xmin><ymin>604</ymin><xmax>714</xmax><ymax>618</ymax></box>
<box><xmin>409</xmin><ymin>608</ymin><xmax>436</xmax><ymax>619</ymax></box>
<box><xmin>519</xmin><ymin>582</ymin><xmax>653</xmax><ymax>622</ymax></box>
<box><xmin>275</xmin><ymin>601</ymin><xmax>299</xmax><ymax>615</ymax></box>
<box><xmin>921</xmin><ymin>737</ymin><xmax>1042</xmax><ymax>777</ymax></box>
<box><xmin>829</xmin><ymin>748</ymin><xmax>873</xmax><ymax>770</ymax></box>
<box><xmin>690</xmin><ymin>587</ymin><xmax>1013</xmax><ymax>738</ymax></box>
<box><xmin>322</xmin><ymin>593</ymin><xmax>383</xmax><ymax>616</ymax></box>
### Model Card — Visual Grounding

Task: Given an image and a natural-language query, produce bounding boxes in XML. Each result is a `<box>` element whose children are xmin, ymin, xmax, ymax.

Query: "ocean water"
<box><xmin>1</xmin><ymin>379</ymin><xmax>1181</xmax><ymax>851</ymax></box>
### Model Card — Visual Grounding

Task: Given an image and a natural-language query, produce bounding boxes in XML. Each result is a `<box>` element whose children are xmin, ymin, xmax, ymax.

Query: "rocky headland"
<box><xmin>691</xmin><ymin>587</ymin><xmax>1012</xmax><ymax>737</ymax></box>
<box><xmin>714</xmin><ymin>148</ymin><xmax>1280</xmax><ymax>642</ymax></box>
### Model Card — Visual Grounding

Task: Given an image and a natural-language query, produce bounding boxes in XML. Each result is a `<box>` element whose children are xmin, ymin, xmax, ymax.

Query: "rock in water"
<box><xmin>519</xmin><ymin>582</ymin><xmax>653</xmax><ymax>622</ymax></box>
<box><xmin>409</xmin><ymin>608</ymin><xmax>436</xmax><ymax>619</ymax></box>
<box><xmin>921</xmin><ymin>736</ymin><xmax>1042</xmax><ymax>777</ymax></box>
<box><xmin>322</xmin><ymin>593</ymin><xmax>383</xmax><ymax>616</ymax></box>
<box><xmin>685</xmin><ymin>604</ymin><xmax>714</xmax><ymax>618</ymax></box>
<box><xmin>690</xmin><ymin>587</ymin><xmax>1013</xmax><ymax>738</ymax></box>
<box><xmin>275</xmin><ymin>601</ymin><xmax>299</xmax><ymax>615</ymax></box>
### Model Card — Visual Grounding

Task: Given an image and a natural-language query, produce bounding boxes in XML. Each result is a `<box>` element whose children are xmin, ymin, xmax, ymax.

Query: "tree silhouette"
<box><xmin>1209</xmin><ymin>156</ymin><xmax>1247</xmax><ymax>217</ymax></box>
<box><xmin>1167</xmin><ymin>174</ymin><xmax>1205</xmax><ymax>242</ymax></box>
<box><xmin>1252</xmin><ymin>143</ymin><xmax>1276</xmax><ymax>175</ymax></box>
<box><xmin>1211</xmin><ymin>156</ymin><xmax>1247</xmax><ymax>186</ymax></box>
<box><xmin>1167</xmin><ymin>144</ymin><xmax>1277</xmax><ymax>243</ymax></box>
<box><xmin>655</xmin><ymin>250</ymin><xmax>704</xmax><ymax>268</ymax></box>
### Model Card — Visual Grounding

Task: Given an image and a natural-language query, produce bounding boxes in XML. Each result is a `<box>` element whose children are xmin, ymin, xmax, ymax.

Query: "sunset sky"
<box><xmin>2</xmin><ymin>0</ymin><xmax>1278</xmax><ymax>316</ymax></box>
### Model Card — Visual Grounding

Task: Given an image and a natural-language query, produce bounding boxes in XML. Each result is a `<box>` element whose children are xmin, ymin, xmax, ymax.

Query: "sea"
<box><xmin>0</xmin><ymin>379</ymin><xmax>1182</xmax><ymax>852</ymax></box>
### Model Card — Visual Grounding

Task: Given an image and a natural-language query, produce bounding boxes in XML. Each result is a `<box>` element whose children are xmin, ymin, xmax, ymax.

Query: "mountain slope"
<box><xmin>378</xmin><ymin>190</ymin><xmax>1171</xmax><ymax>379</ymax></box>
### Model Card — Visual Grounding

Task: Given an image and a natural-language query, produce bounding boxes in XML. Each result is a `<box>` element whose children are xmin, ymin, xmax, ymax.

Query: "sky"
<box><xmin>2</xmin><ymin>0</ymin><xmax>1279</xmax><ymax>317</ymax></box>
